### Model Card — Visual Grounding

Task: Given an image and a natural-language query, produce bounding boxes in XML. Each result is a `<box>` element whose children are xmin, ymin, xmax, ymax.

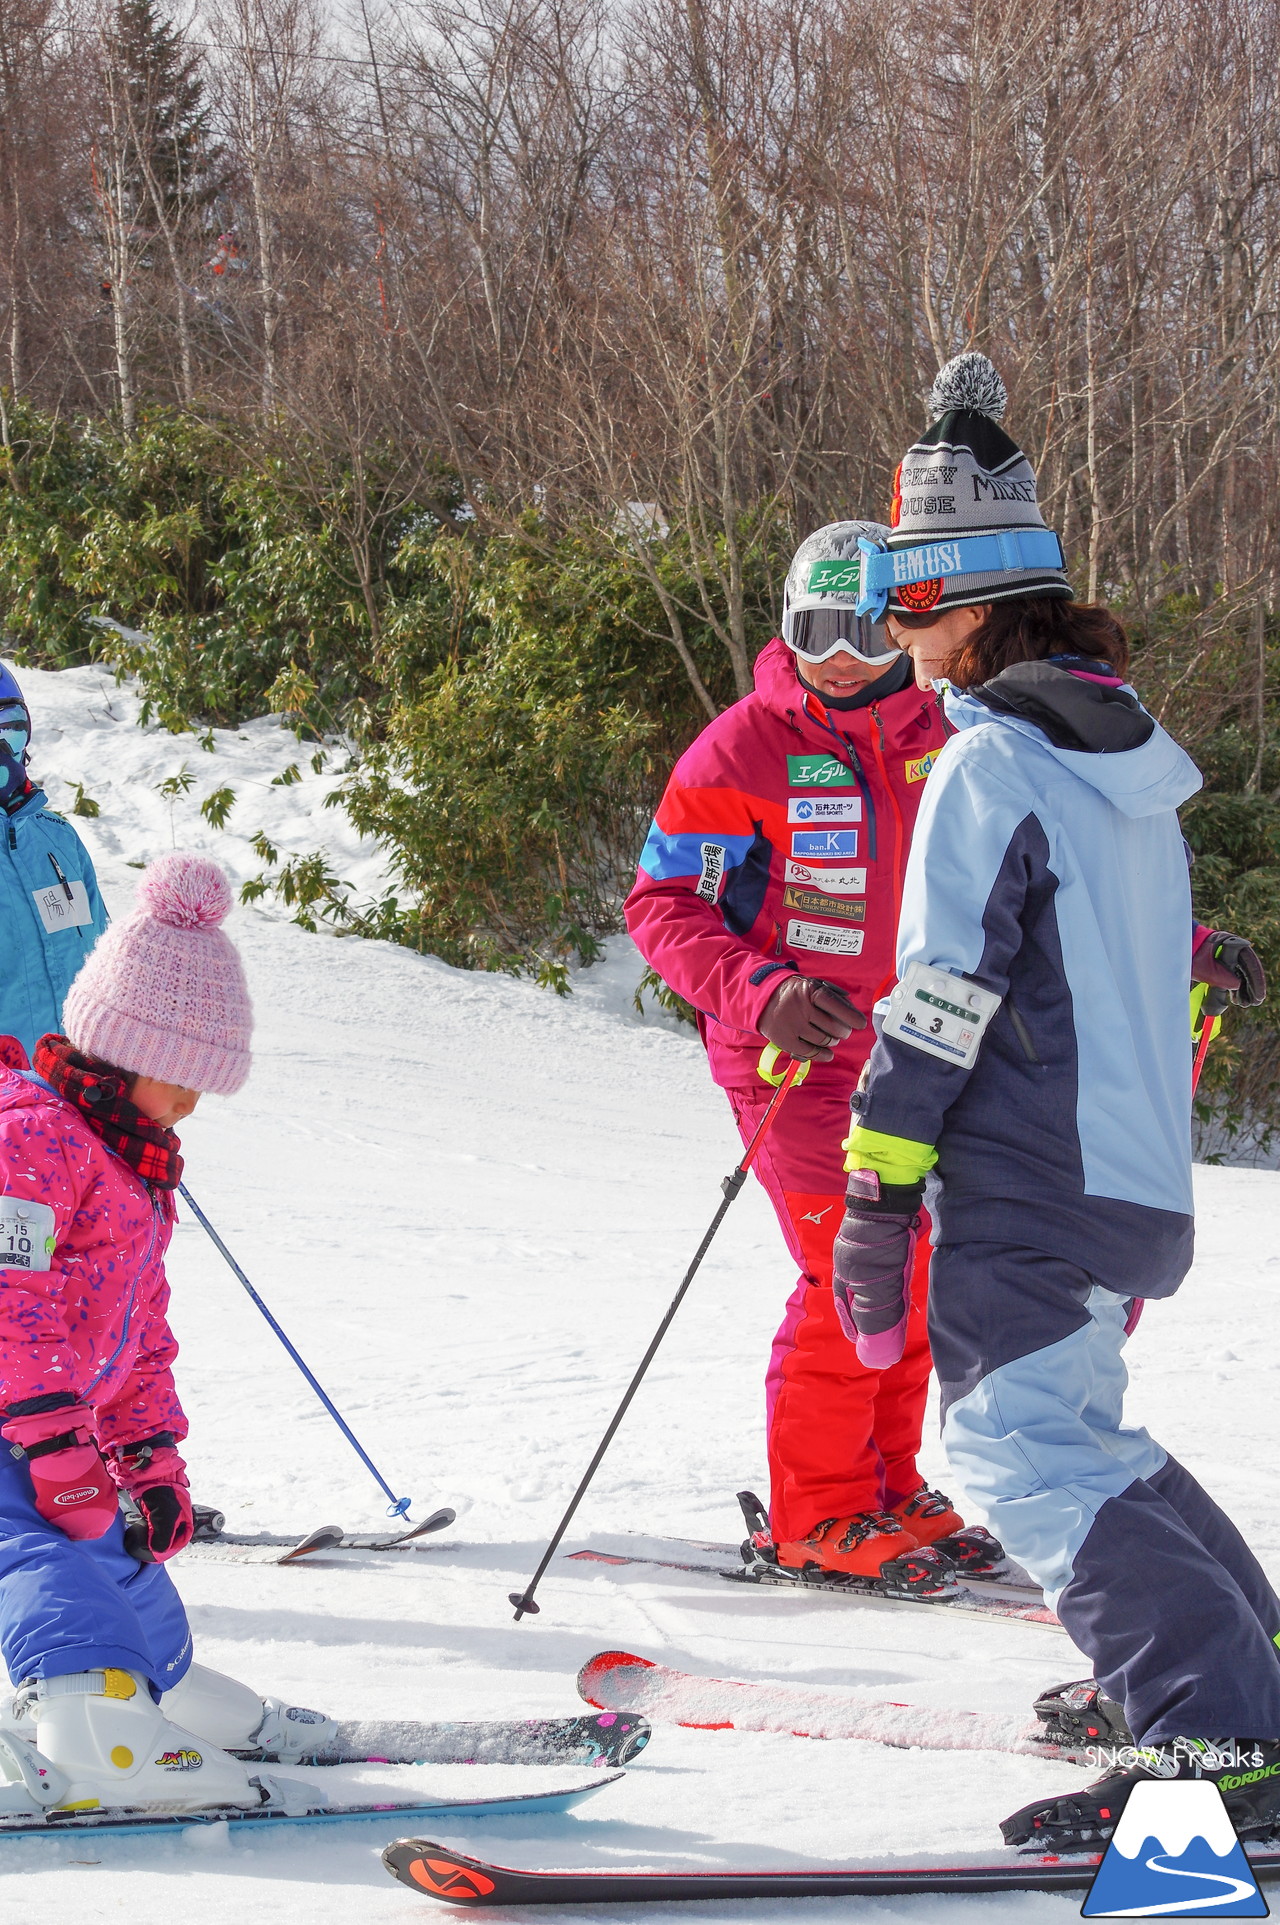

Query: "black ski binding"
<box><xmin>1033</xmin><ymin>1679</ymin><xmax>1133</xmax><ymax>1755</ymax></box>
<box><xmin>191</xmin><ymin>1503</ymin><xmax>227</xmax><ymax>1542</ymax></box>
<box><xmin>735</xmin><ymin>1489</ymin><xmax>779</xmax><ymax>1567</ymax></box>
<box><xmin>931</xmin><ymin>1525</ymin><xmax>1007</xmax><ymax>1578</ymax></box>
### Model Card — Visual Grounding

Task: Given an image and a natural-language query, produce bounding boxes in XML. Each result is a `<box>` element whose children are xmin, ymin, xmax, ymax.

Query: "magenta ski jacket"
<box><xmin>625</xmin><ymin>638</ymin><xmax>947</xmax><ymax>1088</ymax></box>
<box><xmin>0</xmin><ymin>1065</ymin><xmax>184</xmax><ymax>1446</ymax></box>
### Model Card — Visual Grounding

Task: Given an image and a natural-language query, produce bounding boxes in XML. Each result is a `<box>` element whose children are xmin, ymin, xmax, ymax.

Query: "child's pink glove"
<box><xmin>110</xmin><ymin>1433</ymin><xmax>194</xmax><ymax>1562</ymax></box>
<box><xmin>2</xmin><ymin>1396</ymin><xmax>118</xmax><ymax>1539</ymax></box>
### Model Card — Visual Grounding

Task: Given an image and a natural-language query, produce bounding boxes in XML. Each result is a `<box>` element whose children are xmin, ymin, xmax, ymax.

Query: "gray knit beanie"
<box><xmin>878</xmin><ymin>353</ymin><xmax>1072</xmax><ymax>614</ymax></box>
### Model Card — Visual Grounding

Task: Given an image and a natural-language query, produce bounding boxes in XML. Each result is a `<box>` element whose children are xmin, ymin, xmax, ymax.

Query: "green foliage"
<box><xmin>634</xmin><ymin>965</ymin><xmax>697</xmax><ymax>1026</ymax></box>
<box><xmin>335</xmin><ymin>527</ymin><xmax>689</xmax><ymax>973</ymax></box>
<box><xmin>155</xmin><ymin>763</ymin><xmax>193</xmax><ymax>799</ymax></box>
<box><xmin>1180</xmin><ymin>726</ymin><xmax>1280</xmax><ymax>1152</ymax></box>
<box><xmin>69</xmin><ymin>782</ymin><xmax>100</xmax><ymax>818</ymax></box>
<box><xmin>105</xmin><ymin>0</ymin><xmax>219</xmax><ymax>217</ymax></box>
<box><xmin>0</xmin><ymin>401</ymin><xmax>463</xmax><ymax>737</ymax></box>
<box><xmin>199</xmin><ymin>784</ymin><xmax>236</xmax><ymax>828</ymax></box>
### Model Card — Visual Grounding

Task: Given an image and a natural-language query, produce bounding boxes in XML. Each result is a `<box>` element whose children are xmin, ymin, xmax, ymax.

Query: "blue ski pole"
<box><xmin>179</xmin><ymin>1182</ymin><xmax>411</xmax><ymax>1519</ymax></box>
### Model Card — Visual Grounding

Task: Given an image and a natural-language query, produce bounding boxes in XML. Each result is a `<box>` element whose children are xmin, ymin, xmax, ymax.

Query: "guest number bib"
<box><xmin>883</xmin><ymin>962</ymin><xmax>1002</xmax><ymax>1069</ymax></box>
<box><xmin>0</xmin><ymin>1198</ymin><xmax>56</xmax><ymax>1270</ymax></box>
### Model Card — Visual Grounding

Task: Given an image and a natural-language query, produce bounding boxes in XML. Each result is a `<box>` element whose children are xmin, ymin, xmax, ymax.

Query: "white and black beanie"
<box><xmin>886</xmin><ymin>353</ymin><xmax>1072</xmax><ymax>613</ymax></box>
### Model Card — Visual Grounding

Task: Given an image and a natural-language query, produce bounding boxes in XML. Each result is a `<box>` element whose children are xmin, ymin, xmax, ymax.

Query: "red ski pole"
<box><xmin>510</xmin><ymin>1054</ymin><xmax>808</xmax><ymax>1620</ymax></box>
<box><xmin>1192</xmin><ymin>986</ymin><xmax>1230</xmax><ymax>1096</ymax></box>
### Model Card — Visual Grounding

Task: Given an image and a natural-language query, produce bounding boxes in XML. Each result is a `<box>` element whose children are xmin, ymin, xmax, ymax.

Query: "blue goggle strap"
<box><xmin>855</xmin><ymin>530</ymin><xmax>1066</xmax><ymax>620</ymax></box>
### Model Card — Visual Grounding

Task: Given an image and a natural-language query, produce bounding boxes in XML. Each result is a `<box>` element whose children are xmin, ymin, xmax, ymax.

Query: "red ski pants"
<box><xmin>727</xmin><ymin>1060</ymin><xmax>933</xmax><ymax>1545</ymax></box>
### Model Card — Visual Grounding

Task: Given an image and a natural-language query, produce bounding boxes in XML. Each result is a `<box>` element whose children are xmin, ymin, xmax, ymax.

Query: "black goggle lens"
<box><xmin>788</xmin><ymin>606</ymin><xmax>897</xmax><ymax>662</ymax></box>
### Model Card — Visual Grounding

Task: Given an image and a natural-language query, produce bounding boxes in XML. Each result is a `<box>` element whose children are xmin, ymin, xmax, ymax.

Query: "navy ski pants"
<box><xmin>0</xmin><ymin>1454</ymin><xmax>191</xmax><ymax>1695</ymax></box>
<box><xmin>930</xmin><ymin>1240</ymin><xmax>1280</xmax><ymax>1744</ymax></box>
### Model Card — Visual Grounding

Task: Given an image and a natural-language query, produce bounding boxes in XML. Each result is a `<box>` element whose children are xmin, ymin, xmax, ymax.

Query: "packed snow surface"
<box><xmin>6</xmin><ymin>660</ymin><xmax>1280</xmax><ymax>1920</ymax></box>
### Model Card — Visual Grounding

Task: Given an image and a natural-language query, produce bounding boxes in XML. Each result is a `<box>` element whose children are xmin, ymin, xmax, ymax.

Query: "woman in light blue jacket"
<box><xmin>836</xmin><ymin>355</ymin><xmax>1280</xmax><ymax>1854</ymax></box>
<box><xmin>0</xmin><ymin>664</ymin><xmax>108</xmax><ymax>1054</ymax></box>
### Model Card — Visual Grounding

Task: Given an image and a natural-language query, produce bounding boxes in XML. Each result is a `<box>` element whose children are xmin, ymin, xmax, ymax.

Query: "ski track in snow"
<box><xmin>5</xmin><ymin>659</ymin><xmax>1280</xmax><ymax>1921</ymax></box>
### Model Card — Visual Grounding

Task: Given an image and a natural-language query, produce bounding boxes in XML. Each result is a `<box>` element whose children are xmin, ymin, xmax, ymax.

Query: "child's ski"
<box><xmin>576</xmin><ymin>1650</ymin><xmax>1073</xmax><ymax>1760</ymax></box>
<box><xmin>0</xmin><ymin>1772</ymin><xmax>623</xmax><ymax>1837</ymax></box>
<box><xmin>185</xmin><ymin>1508</ymin><xmax>456</xmax><ymax>1565</ymax></box>
<box><xmin>251</xmin><ymin>1711</ymin><xmax>650</xmax><ymax>1769</ymax></box>
<box><xmin>382</xmin><ymin>1837</ymin><xmax>1280</xmax><ymax>1903</ymax></box>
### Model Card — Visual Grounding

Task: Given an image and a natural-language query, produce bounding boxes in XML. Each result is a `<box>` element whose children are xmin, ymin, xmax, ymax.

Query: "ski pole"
<box><xmin>509</xmin><ymin>1054</ymin><xmax>807</xmax><ymax>1620</ymax></box>
<box><xmin>178</xmin><ymin>1181</ymin><xmax>412</xmax><ymax>1519</ymax></box>
<box><xmin>1192</xmin><ymin>985</ymin><xmax>1230</xmax><ymax>1096</ymax></box>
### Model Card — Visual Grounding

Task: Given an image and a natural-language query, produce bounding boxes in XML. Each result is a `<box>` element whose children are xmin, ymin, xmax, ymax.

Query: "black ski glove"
<box><xmin>1192</xmin><ymin>929</ymin><xmax>1267</xmax><ymax>1007</ymax></box>
<box><xmin>112</xmin><ymin>1432</ymin><xmax>194</xmax><ymax>1563</ymax></box>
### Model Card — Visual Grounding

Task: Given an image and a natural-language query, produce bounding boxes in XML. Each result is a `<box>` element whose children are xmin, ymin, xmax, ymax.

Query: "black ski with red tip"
<box><xmin>384</xmin><ymin>1839</ymin><xmax>1280</xmax><ymax>1904</ymax></box>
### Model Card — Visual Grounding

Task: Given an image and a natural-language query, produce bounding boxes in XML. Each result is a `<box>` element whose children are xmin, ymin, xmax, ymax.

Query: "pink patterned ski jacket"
<box><xmin>0</xmin><ymin>1065</ymin><xmax>183</xmax><ymax>1446</ymax></box>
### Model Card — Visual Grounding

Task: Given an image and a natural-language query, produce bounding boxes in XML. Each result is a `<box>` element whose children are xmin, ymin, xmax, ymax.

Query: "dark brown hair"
<box><xmin>942</xmin><ymin>596</ymin><xmax>1129</xmax><ymax>688</ymax></box>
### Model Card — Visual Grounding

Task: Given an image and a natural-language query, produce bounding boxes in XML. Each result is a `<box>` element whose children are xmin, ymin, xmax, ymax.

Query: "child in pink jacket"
<box><xmin>0</xmin><ymin>855</ymin><xmax>335</xmax><ymax>1821</ymax></box>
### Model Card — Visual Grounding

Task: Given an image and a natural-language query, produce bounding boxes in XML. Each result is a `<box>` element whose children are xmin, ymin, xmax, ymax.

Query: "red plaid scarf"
<box><xmin>34</xmin><ymin>1035</ymin><xmax>184</xmax><ymax>1190</ymax></box>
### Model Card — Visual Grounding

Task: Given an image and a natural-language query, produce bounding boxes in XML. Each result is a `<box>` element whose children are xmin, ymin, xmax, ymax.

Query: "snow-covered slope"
<box><xmin>5</xmin><ymin>661</ymin><xmax>1280</xmax><ymax>1920</ymax></box>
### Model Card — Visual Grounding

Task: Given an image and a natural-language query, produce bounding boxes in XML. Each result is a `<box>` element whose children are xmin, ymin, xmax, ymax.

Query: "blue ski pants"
<box><xmin>0</xmin><ymin>1453</ymin><xmax>191</xmax><ymax>1695</ymax></box>
<box><xmin>930</xmin><ymin>1240</ymin><xmax>1280</xmax><ymax>1744</ymax></box>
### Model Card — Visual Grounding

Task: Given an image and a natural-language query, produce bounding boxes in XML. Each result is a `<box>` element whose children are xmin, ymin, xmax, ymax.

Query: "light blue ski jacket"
<box><xmin>855</xmin><ymin>659</ymin><xmax>1202</xmax><ymax>1297</ymax></box>
<box><xmin>0</xmin><ymin>789</ymin><xmax>108</xmax><ymax>1056</ymax></box>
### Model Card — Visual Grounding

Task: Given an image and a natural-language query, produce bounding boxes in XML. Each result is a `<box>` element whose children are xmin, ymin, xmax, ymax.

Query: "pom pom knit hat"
<box><xmin>62</xmin><ymin>854</ymin><xmax>252</xmax><ymax>1094</ymax></box>
<box><xmin>871</xmin><ymin>351</ymin><xmax>1073</xmax><ymax>617</ymax></box>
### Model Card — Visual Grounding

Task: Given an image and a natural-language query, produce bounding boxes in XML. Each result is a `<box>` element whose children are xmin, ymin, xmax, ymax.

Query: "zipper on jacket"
<box><xmin>47</xmin><ymin>853</ymin><xmax>74</xmax><ymax>901</ymax></box>
<box><xmin>867</xmin><ymin>703</ymin><xmax>907</xmax><ymax>920</ymax></box>
<box><xmin>82</xmin><ymin>1188</ymin><xmax>162</xmax><ymax>1399</ymax></box>
<box><xmin>1005</xmin><ymin>996</ymin><xmax>1040</xmax><ymax>1064</ymax></box>
<box><xmin>804</xmin><ymin>699</ymin><xmax>878</xmax><ymax>862</ymax></box>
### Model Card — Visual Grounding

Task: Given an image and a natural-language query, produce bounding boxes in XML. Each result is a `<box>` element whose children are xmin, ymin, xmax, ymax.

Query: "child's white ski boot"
<box><xmin>161</xmin><ymin>1662</ymin><xmax>341</xmax><ymax>1761</ymax></box>
<box><xmin>25</xmin><ymin>1668</ymin><xmax>324</xmax><ymax>1814</ymax></box>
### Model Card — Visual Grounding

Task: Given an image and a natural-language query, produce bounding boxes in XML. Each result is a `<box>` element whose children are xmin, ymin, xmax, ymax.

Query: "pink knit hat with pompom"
<box><xmin>62</xmin><ymin>854</ymin><xmax>252</xmax><ymax>1093</ymax></box>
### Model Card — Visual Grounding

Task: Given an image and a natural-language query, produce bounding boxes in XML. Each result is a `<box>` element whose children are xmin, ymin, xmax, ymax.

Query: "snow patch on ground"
<box><xmin>3</xmin><ymin>660</ymin><xmax>1279</xmax><ymax>1920</ymax></box>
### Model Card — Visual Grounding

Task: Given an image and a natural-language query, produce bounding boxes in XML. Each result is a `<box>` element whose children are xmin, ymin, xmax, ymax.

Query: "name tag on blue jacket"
<box><xmin>32</xmin><ymin>880</ymin><xmax>93</xmax><ymax>934</ymax></box>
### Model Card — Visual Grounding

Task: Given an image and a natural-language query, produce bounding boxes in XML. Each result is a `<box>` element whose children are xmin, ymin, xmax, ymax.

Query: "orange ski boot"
<box><xmin>776</xmin><ymin>1509</ymin><xmax>921</xmax><ymax>1580</ymax></box>
<box><xmin>889</xmin><ymin>1484</ymin><xmax>1006</xmax><ymax>1576</ymax></box>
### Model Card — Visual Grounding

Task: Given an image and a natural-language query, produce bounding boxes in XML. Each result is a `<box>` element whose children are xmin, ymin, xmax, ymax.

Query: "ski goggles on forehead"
<box><xmin>784</xmin><ymin>605</ymin><xmax>902</xmax><ymax>666</ymax></box>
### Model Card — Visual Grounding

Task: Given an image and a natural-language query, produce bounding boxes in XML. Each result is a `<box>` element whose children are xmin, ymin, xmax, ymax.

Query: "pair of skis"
<box><xmin>381</xmin><ymin>1653</ymin><xmax>1280</xmax><ymax>1905</ymax></box>
<box><xmin>186</xmin><ymin>1505</ymin><xmax>456</xmax><ymax>1564</ymax></box>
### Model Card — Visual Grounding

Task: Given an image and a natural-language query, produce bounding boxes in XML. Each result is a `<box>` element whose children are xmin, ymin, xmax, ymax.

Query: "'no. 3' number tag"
<box><xmin>0</xmin><ymin>1198</ymin><xmax>56</xmax><ymax>1270</ymax></box>
<box><xmin>883</xmin><ymin>962</ymin><xmax>1002</xmax><ymax>1069</ymax></box>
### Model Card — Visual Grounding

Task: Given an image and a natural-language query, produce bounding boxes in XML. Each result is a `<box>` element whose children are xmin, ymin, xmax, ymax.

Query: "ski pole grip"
<box><xmin>757</xmin><ymin>1044</ymin><xmax>811</xmax><ymax>1088</ymax></box>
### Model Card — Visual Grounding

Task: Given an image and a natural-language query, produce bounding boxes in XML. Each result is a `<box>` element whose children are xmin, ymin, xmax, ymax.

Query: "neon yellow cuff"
<box><xmin>842</xmin><ymin>1125</ymin><xmax>937</xmax><ymax>1185</ymax></box>
<box><xmin>1189</xmin><ymin>983</ymin><xmax>1223</xmax><ymax>1044</ymax></box>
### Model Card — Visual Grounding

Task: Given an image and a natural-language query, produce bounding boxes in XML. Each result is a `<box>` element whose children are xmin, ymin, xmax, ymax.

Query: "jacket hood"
<box><xmin>944</xmin><ymin>658</ymin><xmax>1202</xmax><ymax>817</ymax></box>
<box><xmin>753</xmin><ymin>635</ymin><xmax>805</xmax><ymax>711</ymax></box>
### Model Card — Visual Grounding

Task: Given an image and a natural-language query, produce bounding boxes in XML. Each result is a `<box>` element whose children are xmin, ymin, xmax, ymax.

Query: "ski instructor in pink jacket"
<box><xmin>625</xmin><ymin>521</ymin><xmax>994</xmax><ymax>1594</ymax></box>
